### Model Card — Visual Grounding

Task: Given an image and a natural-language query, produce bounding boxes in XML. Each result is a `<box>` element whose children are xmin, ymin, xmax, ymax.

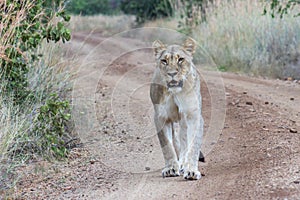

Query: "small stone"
<box><xmin>246</xmin><ymin>101</ymin><xmax>253</xmax><ymax>105</ymax></box>
<box><xmin>243</xmin><ymin>91</ymin><xmax>247</xmax><ymax>94</ymax></box>
<box><xmin>145</xmin><ymin>167</ymin><xmax>150</xmax><ymax>171</ymax></box>
<box><xmin>290</xmin><ymin>128</ymin><xmax>297</xmax><ymax>133</ymax></box>
<box><xmin>63</xmin><ymin>186</ymin><xmax>72</xmax><ymax>191</ymax></box>
<box><xmin>90</xmin><ymin>159</ymin><xmax>96</xmax><ymax>164</ymax></box>
<box><xmin>262</xmin><ymin>127</ymin><xmax>269</xmax><ymax>131</ymax></box>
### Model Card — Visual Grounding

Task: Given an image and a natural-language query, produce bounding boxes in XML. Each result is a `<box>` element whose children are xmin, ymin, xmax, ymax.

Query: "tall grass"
<box><xmin>145</xmin><ymin>0</ymin><xmax>300</xmax><ymax>79</ymax></box>
<box><xmin>0</xmin><ymin>41</ymin><xmax>73</xmax><ymax>160</ymax></box>
<box><xmin>68</xmin><ymin>14</ymin><xmax>135</xmax><ymax>35</ymax></box>
<box><xmin>0</xmin><ymin>41</ymin><xmax>74</xmax><ymax>192</ymax></box>
<box><xmin>0</xmin><ymin>0</ymin><xmax>74</xmax><ymax>192</ymax></box>
<box><xmin>192</xmin><ymin>0</ymin><xmax>300</xmax><ymax>79</ymax></box>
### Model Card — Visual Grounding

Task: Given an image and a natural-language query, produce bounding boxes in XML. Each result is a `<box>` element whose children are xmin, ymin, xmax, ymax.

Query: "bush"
<box><xmin>0</xmin><ymin>42</ymin><xmax>73</xmax><ymax>163</ymax></box>
<box><xmin>66</xmin><ymin>0</ymin><xmax>119</xmax><ymax>15</ymax></box>
<box><xmin>0</xmin><ymin>0</ymin><xmax>73</xmax><ymax>162</ymax></box>
<box><xmin>120</xmin><ymin>0</ymin><xmax>173</xmax><ymax>24</ymax></box>
<box><xmin>0</xmin><ymin>0</ymin><xmax>70</xmax><ymax>104</ymax></box>
<box><xmin>264</xmin><ymin>0</ymin><xmax>300</xmax><ymax>18</ymax></box>
<box><xmin>12</xmin><ymin>94</ymin><xmax>72</xmax><ymax>160</ymax></box>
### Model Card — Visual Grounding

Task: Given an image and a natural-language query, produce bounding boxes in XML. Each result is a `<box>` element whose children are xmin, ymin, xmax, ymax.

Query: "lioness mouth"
<box><xmin>167</xmin><ymin>80</ymin><xmax>183</xmax><ymax>88</ymax></box>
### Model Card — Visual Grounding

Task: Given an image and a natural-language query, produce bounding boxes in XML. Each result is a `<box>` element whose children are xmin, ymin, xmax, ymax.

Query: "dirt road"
<box><xmin>12</xmin><ymin>30</ymin><xmax>300</xmax><ymax>199</ymax></box>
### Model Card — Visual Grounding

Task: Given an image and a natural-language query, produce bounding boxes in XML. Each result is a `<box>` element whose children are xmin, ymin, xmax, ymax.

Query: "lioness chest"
<box><xmin>156</xmin><ymin>93</ymin><xmax>181</xmax><ymax>122</ymax></box>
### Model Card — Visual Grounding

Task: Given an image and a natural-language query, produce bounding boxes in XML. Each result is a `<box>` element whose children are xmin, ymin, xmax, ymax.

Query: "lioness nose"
<box><xmin>167</xmin><ymin>72</ymin><xmax>177</xmax><ymax>77</ymax></box>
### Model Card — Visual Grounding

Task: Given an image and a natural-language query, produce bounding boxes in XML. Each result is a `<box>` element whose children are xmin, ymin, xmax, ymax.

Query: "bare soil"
<box><xmin>3</xmin><ymin>32</ymin><xmax>300</xmax><ymax>199</ymax></box>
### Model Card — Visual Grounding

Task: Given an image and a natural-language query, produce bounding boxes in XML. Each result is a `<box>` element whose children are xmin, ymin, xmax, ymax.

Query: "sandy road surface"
<box><xmin>9</xmin><ymin>30</ymin><xmax>300</xmax><ymax>199</ymax></box>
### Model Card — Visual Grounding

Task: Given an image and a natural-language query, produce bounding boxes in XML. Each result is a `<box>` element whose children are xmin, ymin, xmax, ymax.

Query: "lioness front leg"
<box><xmin>181</xmin><ymin>115</ymin><xmax>204</xmax><ymax>180</ymax></box>
<box><xmin>155</xmin><ymin>118</ymin><xmax>180</xmax><ymax>178</ymax></box>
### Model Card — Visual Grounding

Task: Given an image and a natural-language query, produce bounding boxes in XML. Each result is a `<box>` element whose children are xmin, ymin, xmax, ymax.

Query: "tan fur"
<box><xmin>150</xmin><ymin>38</ymin><xmax>204</xmax><ymax>180</ymax></box>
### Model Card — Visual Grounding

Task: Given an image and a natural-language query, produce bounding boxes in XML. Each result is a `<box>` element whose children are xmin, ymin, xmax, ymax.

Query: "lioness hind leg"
<box><xmin>199</xmin><ymin>151</ymin><xmax>205</xmax><ymax>162</ymax></box>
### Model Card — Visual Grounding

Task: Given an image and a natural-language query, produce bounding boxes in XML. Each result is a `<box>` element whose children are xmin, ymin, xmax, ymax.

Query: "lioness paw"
<box><xmin>162</xmin><ymin>167</ymin><xmax>180</xmax><ymax>178</ymax></box>
<box><xmin>183</xmin><ymin>170</ymin><xmax>201</xmax><ymax>180</ymax></box>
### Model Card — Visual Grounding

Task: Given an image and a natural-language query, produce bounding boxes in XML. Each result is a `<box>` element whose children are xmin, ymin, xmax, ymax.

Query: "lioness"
<box><xmin>150</xmin><ymin>38</ymin><xmax>204</xmax><ymax>180</ymax></box>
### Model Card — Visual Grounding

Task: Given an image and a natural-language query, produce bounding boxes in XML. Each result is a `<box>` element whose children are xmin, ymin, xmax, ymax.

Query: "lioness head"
<box><xmin>152</xmin><ymin>38</ymin><xmax>197</xmax><ymax>93</ymax></box>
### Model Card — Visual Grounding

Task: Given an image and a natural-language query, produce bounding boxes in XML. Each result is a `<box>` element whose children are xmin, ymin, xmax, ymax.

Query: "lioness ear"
<box><xmin>183</xmin><ymin>37</ymin><xmax>197</xmax><ymax>55</ymax></box>
<box><xmin>152</xmin><ymin>40</ymin><xmax>166</xmax><ymax>58</ymax></box>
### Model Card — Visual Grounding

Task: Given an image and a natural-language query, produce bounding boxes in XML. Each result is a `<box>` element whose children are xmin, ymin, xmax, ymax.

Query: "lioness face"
<box><xmin>153</xmin><ymin>38</ymin><xmax>196</xmax><ymax>92</ymax></box>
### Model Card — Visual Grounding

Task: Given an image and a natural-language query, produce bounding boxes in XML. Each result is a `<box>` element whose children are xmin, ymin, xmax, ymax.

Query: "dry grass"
<box><xmin>68</xmin><ymin>14</ymin><xmax>135</xmax><ymax>35</ymax></box>
<box><xmin>0</xmin><ymin>41</ymin><xmax>73</xmax><ymax>158</ymax></box>
<box><xmin>0</xmin><ymin>1</ymin><xmax>33</xmax><ymax>62</ymax></box>
<box><xmin>0</xmin><ymin>41</ymin><xmax>74</xmax><ymax>193</ymax></box>
<box><xmin>0</xmin><ymin>1</ymin><xmax>74</xmax><ymax>191</ymax></box>
<box><xmin>193</xmin><ymin>0</ymin><xmax>300</xmax><ymax>78</ymax></box>
<box><xmin>145</xmin><ymin>0</ymin><xmax>300</xmax><ymax>79</ymax></box>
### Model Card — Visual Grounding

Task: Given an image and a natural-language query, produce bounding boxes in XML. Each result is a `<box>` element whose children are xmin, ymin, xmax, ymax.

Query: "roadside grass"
<box><xmin>0</xmin><ymin>41</ymin><xmax>75</xmax><ymax>192</ymax></box>
<box><xmin>193</xmin><ymin>0</ymin><xmax>300</xmax><ymax>79</ymax></box>
<box><xmin>145</xmin><ymin>0</ymin><xmax>300</xmax><ymax>79</ymax></box>
<box><xmin>68</xmin><ymin>14</ymin><xmax>135</xmax><ymax>35</ymax></box>
<box><xmin>0</xmin><ymin>1</ymin><xmax>81</xmax><ymax>195</ymax></box>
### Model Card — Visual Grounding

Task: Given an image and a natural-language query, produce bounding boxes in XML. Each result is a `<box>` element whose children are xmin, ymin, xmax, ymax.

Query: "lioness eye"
<box><xmin>178</xmin><ymin>57</ymin><xmax>184</xmax><ymax>64</ymax></box>
<box><xmin>161</xmin><ymin>59</ymin><xmax>167</xmax><ymax>65</ymax></box>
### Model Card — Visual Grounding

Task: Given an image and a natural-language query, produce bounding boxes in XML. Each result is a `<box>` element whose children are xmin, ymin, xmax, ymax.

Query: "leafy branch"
<box><xmin>263</xmin><ymin>0</ymin><xmax>300</xmax><ymax>18</ymax></box>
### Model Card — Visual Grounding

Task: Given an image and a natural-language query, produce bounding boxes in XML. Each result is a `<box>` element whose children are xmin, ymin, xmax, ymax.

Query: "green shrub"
<box><xmin>1</xmin><ymin>41</ymin><xmax>73</xmax><ymax>163</ymax></box>
<box><xmin>264</xmin><ymin>0</ymin><xmax>300</xmax><ymax>18</ymax></box>
<box><xmin>6</xmin><ymin>95</ymin><xmax>72</xmax><ymax>160</ymax></box>
<box><xmin>33</xmin><ymin>94</ymin><xmax>71</xmax><ymax>159</ymax></box>
<box><xmin>120</xmin><ymin>0</ymin><xmax>173</xmax><ymax>24</ymax></box>
<box><xmin>66</xmin><ymin>0</ymin><xmax>119</xmax><ymax>15</ymax></box>
<box><xmin>0</xmin><ymin>0</ymin><xmax>70</xmax><ymax>104</ymax></box>
<box><xmin>0</xmin><ymin>0</ymin><xmax>74</xmax><ymax>162</ymax></box>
